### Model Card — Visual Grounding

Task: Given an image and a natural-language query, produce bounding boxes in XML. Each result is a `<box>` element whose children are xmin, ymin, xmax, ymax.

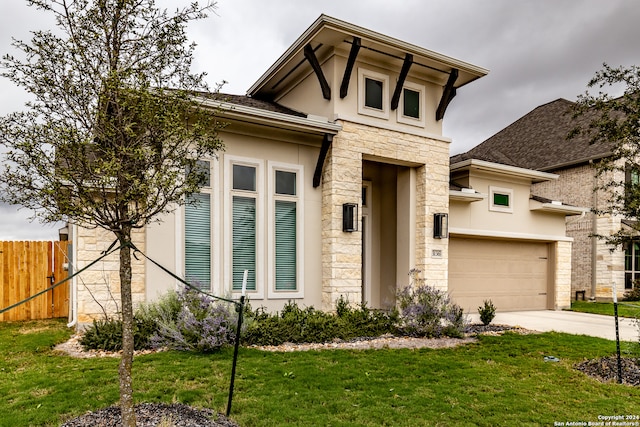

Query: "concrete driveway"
<box><xmin>468</xmin><ymin>310</ymin><xmax>638</xmax><ymax>341</ymax></box>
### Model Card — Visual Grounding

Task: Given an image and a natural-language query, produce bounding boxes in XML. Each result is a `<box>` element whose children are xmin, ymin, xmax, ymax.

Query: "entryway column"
<box><xmin>321</xmin><ymin>134</ymin><xmax>363</xmax><ymax>310</ymax></box>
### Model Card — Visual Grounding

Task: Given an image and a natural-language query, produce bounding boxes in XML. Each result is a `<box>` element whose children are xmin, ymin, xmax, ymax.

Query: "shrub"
<box><xmin>396</xmin><ymin>269</ymin><xmax>466</xmax><ymax>338</ymax></box>
<box><xmin>478</xmin><ymin>300</ymin><xmax>497</xmax><ymax>326</ymax></box>
<box><xmin>150</xmin><ymin>288</ymin><xmax>237</xmax><ymax>352</ymax></box>
<box><xmin>623</xmin><ymin>280</ymin><xmax>640</xmax><ymax>301</ymax></box>
<box><xmin>79</xmin><ymin>317</ymin><xmax>157</xmax><ymax>351</ymax></box>
<box><xmin>242</xmin><ymin>299</ymin><xmax>398</xmax><ymax>346</ymax></box>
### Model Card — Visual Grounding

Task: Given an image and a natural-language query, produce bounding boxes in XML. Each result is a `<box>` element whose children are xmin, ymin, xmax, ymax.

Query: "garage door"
<box><xmin>449</xmin><ymin>238</ymin><xmax>550</xmax><ymax>312</ymax></box>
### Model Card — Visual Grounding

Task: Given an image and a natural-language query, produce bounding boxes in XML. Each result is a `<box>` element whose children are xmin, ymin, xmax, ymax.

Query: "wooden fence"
<box><xmin>0</xmin><ymin>241</ymin><xmax>70</xmax><ymax>321</ymax></box>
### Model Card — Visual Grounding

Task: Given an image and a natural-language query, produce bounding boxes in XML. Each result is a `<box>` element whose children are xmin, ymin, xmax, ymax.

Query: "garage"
<box><xmin>448</xmin><ymin>237</ymin><xmax>552</xmax><ymax>312</ymax></box>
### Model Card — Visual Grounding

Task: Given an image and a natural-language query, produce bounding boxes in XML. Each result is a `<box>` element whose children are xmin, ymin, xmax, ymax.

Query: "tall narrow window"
<box><xmin>274</xmin><ymin>170</ymin><xmax>297</xmax><ymax>291</ymax></box>
<box><xmin>185</xmin><ymin>160</ymin><xmax>211</xmax><ymax>290</ymax></box>
<box><xmin>232</xmin><ymin>164</ymin><xmax>257</xmax><ymax>291</ymax></box>
<box><xmin>624</xmin><ymin>240</ymin><xmax>640</xmax><ymax>289</ymax></box>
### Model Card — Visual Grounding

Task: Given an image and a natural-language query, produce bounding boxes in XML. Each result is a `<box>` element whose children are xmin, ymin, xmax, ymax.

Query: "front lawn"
<box><xmin>2</xmin><ymin>320</ymin><xmax>640</xmax><ymax>426</ymax></box>
<box><xmin>570</xmin><ymin>300</ymin><xmax>640</xmax><ymax>318</ymax></box>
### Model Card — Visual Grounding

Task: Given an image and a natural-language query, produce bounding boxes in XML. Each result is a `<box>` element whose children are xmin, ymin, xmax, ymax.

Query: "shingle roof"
<box><xmin>196</xmin><ymin>92</ymin><xmax>307</xmax><ymax>118</ymax></box>
<box><xmin>451</xmin><ymin>98</ymin><xmax>614</xmax><ymax>171</ymax></box>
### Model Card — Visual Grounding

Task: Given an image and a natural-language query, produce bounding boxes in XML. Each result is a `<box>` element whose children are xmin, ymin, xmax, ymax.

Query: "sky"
<box><xmin>1</xmin><ymin>0</ymin><xmax>639</xmax><ymax>240</ymax></box>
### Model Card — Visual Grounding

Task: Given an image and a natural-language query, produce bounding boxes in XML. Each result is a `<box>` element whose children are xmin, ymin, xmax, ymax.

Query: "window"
<box><xmin>269</xmin><ymin>163</ymin><xmax>304</xmax><ymax>298</ymax></box>
<box><xmin>185</xmin><ymin>160</ymin><xmax>211</xmax><ymax>290</ymax></box>
<box><xmin>403</xmin><ymin>88</ymin><xmax>420</xmax><ymax>118</ymax></box>
<box><xmin>365</xmin><ymin>78</ymin><xmax>384</xmax><ymax>110</ymax></box>
<box><xmin>489</xmin><ymin>186</ymin><xmax>514</xmax><ymax>213</ymax></box>
<box><xmin>396</xmin><ymin>81</ymin><xmax>425</xmax><ymax>127</ymax></box>
<box><xmin>358</xmin><ymin>68</ymin><xmax>389</xmax><ymax>119</ymax></box>
<box><xmin>231</xmin><ymin>163</ymin><xmax>258</xmax><ymax>292</ymax></box>
<box><xmin>625</xmin><ymin>164</ymin><xmax>640</xmax><ymax>210</ymax></box>
<box><xmin>625</xmin><ymin>241</ymin><xmax>640</xmax><ymax>289</ymax></box>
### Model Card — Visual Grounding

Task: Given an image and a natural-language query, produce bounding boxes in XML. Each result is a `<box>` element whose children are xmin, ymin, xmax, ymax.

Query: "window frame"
<box><xmin>225</xmin><ymin>155</ymin><xmax>265</xmax><ymax>299</ymax></box>
<box><xmin>358</xmin><ymin>68</ymin><xmax>389</xmax><ymax>120</ymax></box>
<box><xmin>489</xmin><ymin>186</ymin><xmax>514</xmax><ymax>213</ymax></box>
<box><xmin>268</xmin><ymin>161</ymin><xmax>304</xmax><ymax>299</ymax></box>
<box><xmin>624</xmin><ymin>240</ymin><xmax>640</xmax><ymax>290</ymax></box>
<box><xmin>396</xmin><ymin>80</ymin><xmax>425</xmax><ymax>127</ymax></box>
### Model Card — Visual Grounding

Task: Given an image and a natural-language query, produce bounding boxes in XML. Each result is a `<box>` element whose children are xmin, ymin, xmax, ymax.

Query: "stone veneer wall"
<box><xmin>554</xmin><ymin>240</ymin><xmax>573</xmax><ymax>309</ymax></box>
<box><xmin>321</xmin><ymin>121</ymin><xmax>449</xmax><ymax>310</ymax></box>
<box><xmin>75</xmin><ymin>226</ymin><xmax>146</xmax><ymax>322</ymax></box>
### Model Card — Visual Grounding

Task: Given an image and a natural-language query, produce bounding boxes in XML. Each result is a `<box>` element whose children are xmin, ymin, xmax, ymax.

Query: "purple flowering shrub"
<box><xmin>396</xmin><ymin>269</ymin><xmax>466</xmax><ymax>338</ymax></box>
<box><xmin>148</xmin><ymin>288</ymin><xmax>237</xmax><ymax>352</ymax></box>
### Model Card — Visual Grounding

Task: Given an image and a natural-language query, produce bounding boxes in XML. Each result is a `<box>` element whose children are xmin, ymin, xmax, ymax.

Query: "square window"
<box><xmin>233</xmin><ymin>164</ymin><xmax>256</xmax><ymax>191</ymax></box>
<box><xmin>493</xmin><ymin>193</ymin><xmax>510</xmax><ymax>207</ymax></box>
<box><xmin>403</xmin><ymin>88</ymin><xmax>420</xmax><ymax>119</ymax></box>
<box><xmin>365</xmin><ymin>78</ymin><xmax>384</xmax><ymax>110</ymax></box>
<box><xmin>276</xmin><ymin>170</ymin><xmax>296</xmax><ymax>195</ymax></box>
<box><xmin>489</xmin><ymin>186</ymin><xmax>513</xmax><ymax>213</ymax></box>
<box><xmin>358</xmin><ymin>69</ymin><xmax>389</xmax><ymax>119</ymax></box>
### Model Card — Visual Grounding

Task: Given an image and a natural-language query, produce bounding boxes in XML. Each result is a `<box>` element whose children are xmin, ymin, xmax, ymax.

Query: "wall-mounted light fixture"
<box><xmin>433</xmin><ymin>213</ymin><xmax>448</xmax><ymax>239</ymax></box>
<box><xmin>343</xmin><ymin>203</ymin><xmax>358</xmax><ymax>232</ymax></box>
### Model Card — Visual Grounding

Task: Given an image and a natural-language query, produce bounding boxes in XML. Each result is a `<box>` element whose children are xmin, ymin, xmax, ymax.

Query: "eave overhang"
<box><xmin>247</xmin><ymin>14</ymin><xmax>488</xmax><ymax>101</ymax></box>
<box><xmin>196</xmin><ymin>96</ymin><xmax>342</xmax><ymax>135</ymax></box>
<box><xmin>449</xmin><ymin>189</ymin><xmax>485</xmax><ymax>202</ymax></box>
<box><xmin>529</xmin><ymin>199</ymin><xmax>589</xmax><ymax>216</ymax></box>
<box><xmin>450</xmin><ymin>159</ymin><xmax>558</xmax><ymax>183</ymax></box>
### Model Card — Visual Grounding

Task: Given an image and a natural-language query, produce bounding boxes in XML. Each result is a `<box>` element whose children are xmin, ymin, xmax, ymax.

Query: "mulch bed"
<box><xmin>60</xmin><ymin>403</ymin><xmax>239</xmax><ymax>427</ymax></box>
<box><xmin>574</xmin><ymin>356</ymin><xmax>640</xmax><ymax>386</ymax></box>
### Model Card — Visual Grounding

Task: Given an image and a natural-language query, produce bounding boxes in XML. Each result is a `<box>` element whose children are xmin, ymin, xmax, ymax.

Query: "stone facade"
<box><xmin>554</xmin><ymin>240</ymin><xmax>573</xmax><ymax>309</ymax></box>
<box><xmin>321</xmin><ymin>120</ymin><xmax>449</xmax><ymax>309</ymax></box>
<box><xmin>75</xmin><ymin>226</ymin><xmax>146</xmax><ymax>322</ymax></box>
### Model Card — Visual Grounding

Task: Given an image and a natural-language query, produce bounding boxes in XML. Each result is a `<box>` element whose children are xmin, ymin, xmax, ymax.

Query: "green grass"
<box><xmin>2</xmin><ymin>320</ymin><xmax>640</xmax><ymax>426</ymax></box>
<box><xmin>570</xmin><ymin>300</ymin><xmax>640</xmax><ymax>318</ymax></box>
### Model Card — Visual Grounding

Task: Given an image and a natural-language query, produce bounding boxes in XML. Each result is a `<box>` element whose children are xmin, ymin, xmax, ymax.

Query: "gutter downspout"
<box><xmin>67</xmin><ymin>223</ymin><xmax>78</xmax><ymax>328</ymax></box>
<box><xmin>591</xmin><ymin>160</ymin><xmax>597</xmax><ymax>300</ymax></box>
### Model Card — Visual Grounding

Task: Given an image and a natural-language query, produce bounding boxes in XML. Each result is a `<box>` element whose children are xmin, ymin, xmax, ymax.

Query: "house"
<box><xmin>67</xmin><ymin>15</ymin><xmax>578</xmax><ymax>323</ymax></box>
<box><xmin>452</xmin><ymin>98</ymin><xmax>625</xmax><ymax>302</ymax></box>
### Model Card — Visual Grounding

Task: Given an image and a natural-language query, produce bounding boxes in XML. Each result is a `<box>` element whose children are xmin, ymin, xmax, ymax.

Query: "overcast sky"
<box><xmin>1</xmin><ymin>0</ymin><xmax>639</xmax><ymax>240</ymax></box>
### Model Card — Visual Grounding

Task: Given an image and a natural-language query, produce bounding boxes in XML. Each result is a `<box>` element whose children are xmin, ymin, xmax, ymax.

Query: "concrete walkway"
<box><xmin>467</xmin><ymin>310</ymin><xmax>638</xmax><ymax>341</ymax></box>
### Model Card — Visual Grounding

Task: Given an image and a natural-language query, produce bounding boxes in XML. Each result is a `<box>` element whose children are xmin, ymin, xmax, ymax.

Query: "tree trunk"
<box><xmin>117</xmin><ymin>227</ymin><xmax>137</xmax><ymax>427</ymax></box>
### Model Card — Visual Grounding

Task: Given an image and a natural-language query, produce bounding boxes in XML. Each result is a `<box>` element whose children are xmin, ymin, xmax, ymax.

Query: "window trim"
<box><xmin>358</xmin><ymin>68</ymin><xmax>389</xmax><ymax>119</ymax></box>
<box><xmin>396</xmin><ymin>80</ymin><xmax>425</xmax><ymax>127</ymax></box>
<box><xmin>268</xmin><ymin>161</ymin><xmax>304</xmax><ymax>299</ymax></box>
<box><xmin>224</xmin><ymin>155</ymin><xmax>265</xmax><ymax>299</ymax></box>
<box><xmin>624</xmin><ymin>240</ymin><xmax>640</xmax><ymax>290</ymax></box>
<box><xmin>489</xmin><ymin>186</ymin><xmax>514</xmax><ymax>213</ymax></box>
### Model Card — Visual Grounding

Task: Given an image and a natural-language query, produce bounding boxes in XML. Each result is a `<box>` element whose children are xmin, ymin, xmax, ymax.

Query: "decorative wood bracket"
<box><xmin>340</xmin><ymin>37</ymin><xmax>361</xmax><ymax>99</ymax></box>
<box><xmin>391</xmin><ymin>54</ymin><xmax>414</xmax><ymax>111</ymax></box>
<box><xmin>304</xmin><ymin>43</ymin><xmax>331</xmax><ymax>100</ymax></box>
<box><xmin>313</xmin><ymin>134</ymin><xmax>333</xmax><ymax>187</ymax></box>
<box><xmin>436</xmin><ymin>68</ymin><xmax>459</xmax><ymax>121</ymax></box>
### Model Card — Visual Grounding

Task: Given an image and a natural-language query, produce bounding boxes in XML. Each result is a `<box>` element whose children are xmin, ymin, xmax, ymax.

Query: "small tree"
<box><xmin>0</xmin><ymin>1</ymin><xmax>224</xmax><ymax>425</ymax></box>
<box><xmin>572</xmin><ymin>64</ymin><xmax>640</xmax><ymax>247</ymax></box>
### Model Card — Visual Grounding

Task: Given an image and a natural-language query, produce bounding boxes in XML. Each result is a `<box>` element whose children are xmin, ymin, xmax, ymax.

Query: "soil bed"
<box><xmin>575</xmin><ymin>356</ymin><xmax>640</xmax><ymax>386</ymax></box>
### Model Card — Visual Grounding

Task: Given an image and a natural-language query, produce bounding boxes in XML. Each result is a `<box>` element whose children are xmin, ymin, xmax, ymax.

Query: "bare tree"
<box><xmin>0</xmin><ymin>1</ymin><xmax>224</xmax><ymax>425</ymax></box>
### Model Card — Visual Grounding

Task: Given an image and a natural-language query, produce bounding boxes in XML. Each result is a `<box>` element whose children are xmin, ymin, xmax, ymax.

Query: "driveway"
<box><xmin>468</xmin><ymin>310</ymin><xmax>638</xmax><ymax>341</ymax></box>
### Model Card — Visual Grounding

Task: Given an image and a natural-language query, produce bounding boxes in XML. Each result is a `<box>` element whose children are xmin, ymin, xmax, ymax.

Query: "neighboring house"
<box><xmin>452</xmin><ymin>98</ymin><xmax>625</xmax><ymax>302</ymax></box>
<box><xmin>67</xmin><ymin>15</ymin><xmax>578</xmax><ymax>323</ymax></box>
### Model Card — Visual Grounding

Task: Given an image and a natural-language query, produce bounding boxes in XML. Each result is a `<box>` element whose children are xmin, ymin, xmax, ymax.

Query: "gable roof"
<box><xmin>451</xmin><ymin>98</ymin><xmax>614</xmax><ymax>171</ymax></box>
<box><xmin>248</xmin><ymin>14</ymin><xmax>488</xmax><ymax>101</ymax></box>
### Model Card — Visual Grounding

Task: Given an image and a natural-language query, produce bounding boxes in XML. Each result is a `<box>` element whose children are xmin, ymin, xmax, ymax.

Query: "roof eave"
<box><xmin>196</xmin><ymin>96</ymin><xmax>342</xmax><ymax>135</ymax></box>
<box><xmin>247</xmin><ymin>14</ymin><xmax>488</xmax><ymax>97</ymax></box>
<box><xmin>450</xmin><ymin>159</ymin><xmax>558</xmax><ymax>183</ymax></box>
